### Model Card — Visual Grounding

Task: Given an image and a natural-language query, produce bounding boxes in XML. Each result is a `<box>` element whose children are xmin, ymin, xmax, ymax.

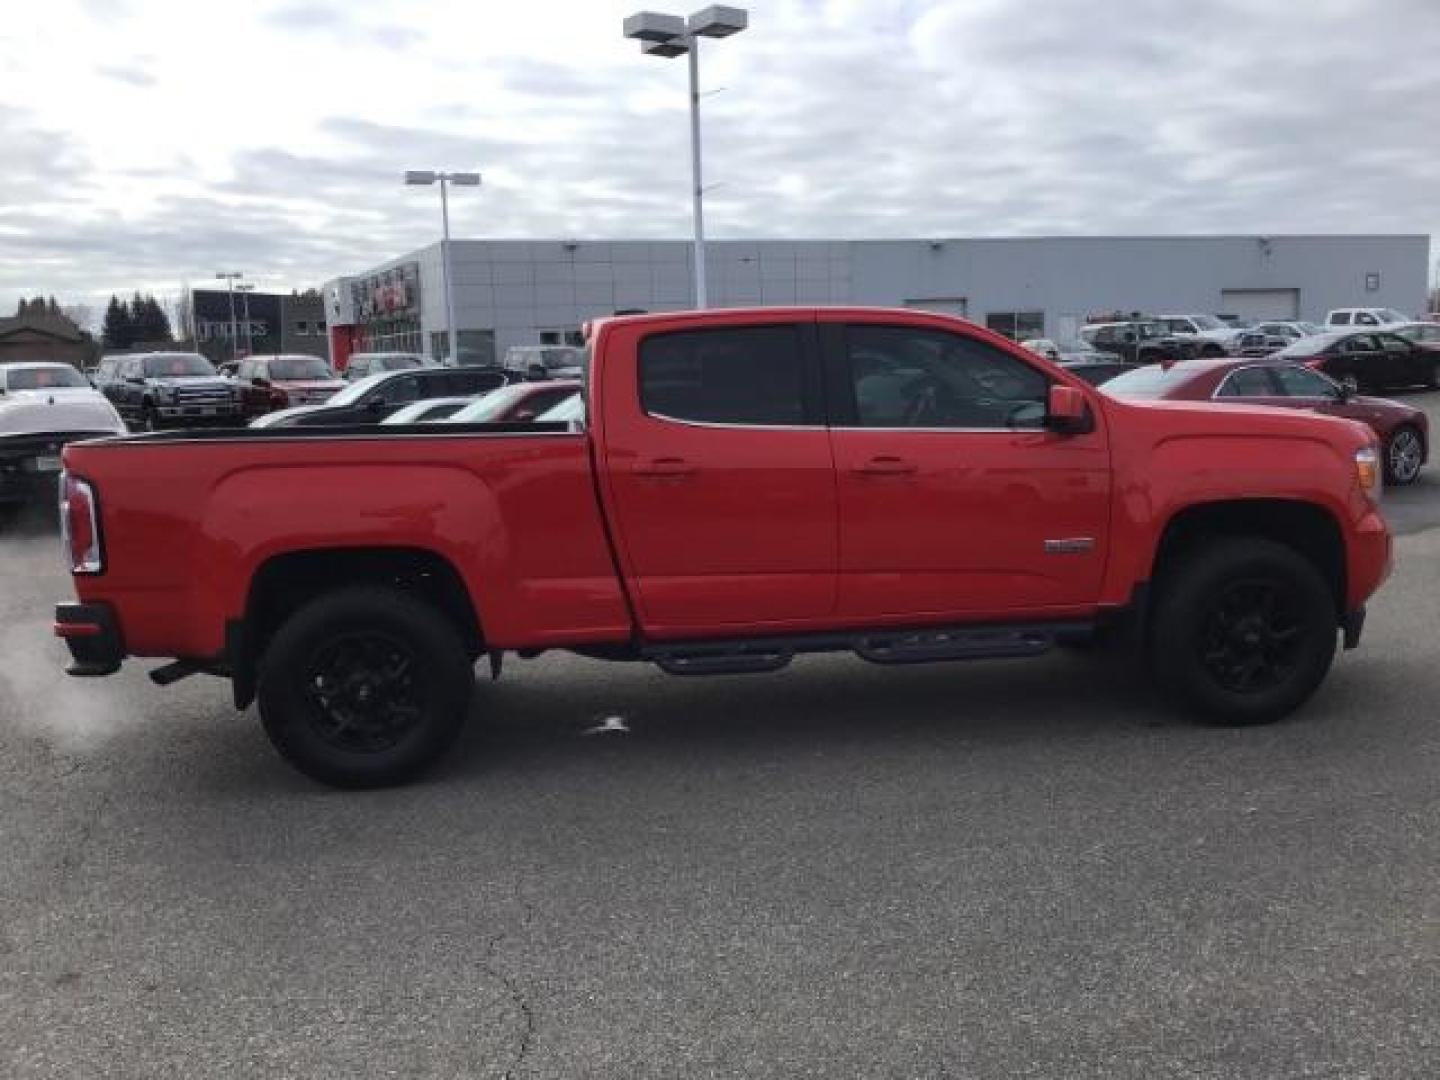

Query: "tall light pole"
<box><xmin>404</xmin><ymin>170</ymin><xmax>481</xmax><ymax>365</ymax></box>
<box><xmin>623</xmin><ymin>6</ymin><xmax>748</xmax><ymax>309</ymax></box>
<box><xmin>215</xmin><ymin>271</ymin><xmax>243</xmax><ymax>361</ymax></box>
<box><xmin>236</xmin><ymin>283</ymin><xmax>257</xmax><ymax>357</ymax></box>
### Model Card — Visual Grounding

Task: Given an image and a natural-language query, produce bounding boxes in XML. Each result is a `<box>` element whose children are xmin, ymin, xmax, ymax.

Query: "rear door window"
<box><xmin>639</xmin><ymin>325</ymin><xmax>810</xmax><ymax>426</ymax></box>
<box><xmin>1214</xmin><ymin>367</ymin><xmax>1277</xmax><ymax>398</ymax></box>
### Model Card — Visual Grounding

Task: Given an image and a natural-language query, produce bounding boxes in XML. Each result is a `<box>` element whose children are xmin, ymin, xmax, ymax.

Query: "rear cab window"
<box><xmin>639</xmin><ymin>325</ymin><xmax>813</xmax><ymax>426</ymax></box>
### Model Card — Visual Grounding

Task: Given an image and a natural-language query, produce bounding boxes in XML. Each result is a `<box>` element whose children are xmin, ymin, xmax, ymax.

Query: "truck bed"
<box><xmin>62</xmin><ymin>422</ymin><xmax>633</xmax><ymax>657</ymax></box>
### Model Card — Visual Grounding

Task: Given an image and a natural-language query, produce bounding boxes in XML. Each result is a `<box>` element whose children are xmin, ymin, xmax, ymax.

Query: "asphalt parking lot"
<box><xmin>3</xmin><ymin>396</ymin><xmax>1440</xmax><ymax>1078</ymax></box>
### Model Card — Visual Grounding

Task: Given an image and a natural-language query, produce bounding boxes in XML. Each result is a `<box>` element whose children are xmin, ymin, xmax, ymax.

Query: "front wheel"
<box><xmin>1384</xmin><ymin>425</ymin><xmax>1425</xmax><ymax>485</ymax></box>
<box><xmin>257</xmin><ymin>586</ymin><xmax>474</xmax><ymax>788</ymax></box>
<box><xmin>1150</xmin><ymin>538</ymin><xmax>1337</xmax><ymax>725</ymax></box>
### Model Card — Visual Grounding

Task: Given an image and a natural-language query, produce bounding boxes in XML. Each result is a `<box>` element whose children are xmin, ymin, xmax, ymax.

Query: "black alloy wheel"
<box><xmin>257</xmin><ymin>586</ymin><xmax>474</xmax><ymax>788</ymax></box>
<box><xmin>1151</xmin><ymin>538</ymin><xmax>1336</xmax><ymax>724</ymax></box>
<box><xmin>1197</xmin><ymin>578</ymin><xmax>1304</xmax><ymax>694</ymax></box>
<box><xmin>301</xmin><ymin>631</ymin><xmax>425</xmax><ymax>754</ymax></box>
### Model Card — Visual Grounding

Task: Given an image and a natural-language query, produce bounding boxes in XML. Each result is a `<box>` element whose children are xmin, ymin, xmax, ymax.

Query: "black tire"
<box><xmin>257</xmin><ymin>586</ymin><xmax>474</xmax><ymax>788</ymax></box>
<box><xmin>1384</xmin><ymin>425</ymin><xmax>1425</xmax><ymax>485</ymax></box>
<box><xmin>1150</xmin><ymin>538</ymin><xmax>1337</xmax><ymax>725</ymax></box>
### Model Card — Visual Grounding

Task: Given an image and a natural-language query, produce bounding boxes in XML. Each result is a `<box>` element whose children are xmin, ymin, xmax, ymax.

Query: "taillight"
<box><xmin>1303</xmin><ymin>358</ymin><xmax>1324</xmax><ymax>370</ymax></box>
<box><xmin>59</xmin><ymin>472</ymin><xmax>103</xmax><ymax>574</ymax></box>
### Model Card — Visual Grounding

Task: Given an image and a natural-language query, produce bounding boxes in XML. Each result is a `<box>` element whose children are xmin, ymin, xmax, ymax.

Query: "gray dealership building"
<box><xmin>321</xmin><ymin>234</ymin><xmax>1430</xmax><ymax>366</ymax></box>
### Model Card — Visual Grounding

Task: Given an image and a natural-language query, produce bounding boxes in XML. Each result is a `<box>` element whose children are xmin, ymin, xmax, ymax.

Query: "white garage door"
<box><xmin>903</xmin><ymin>297</ymin><xmax>968</xmax><ymax>317</ymax></box>
<box><xmin>1220</xmin><ymin>288</ymin><xmax>1300</xmax><ymax>321</ymax></box>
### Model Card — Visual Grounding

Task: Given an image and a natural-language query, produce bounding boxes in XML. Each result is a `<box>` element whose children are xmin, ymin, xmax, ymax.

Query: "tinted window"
<box><xmin>1379</xmin><ymin>334</ymin><xmax>1412</xmax><ymax>353</ymax></box>
<box><xmin>143</xmin><ymin>354</ymin><xmax>214</xmax><ymax>377</ymax></box>
<box><xmin>1341</xmin><ymin>335</ymin><xmax>1377</xmax><ymax>354</ymax></box>
<box><xmin>845</xmin><ymin>325</ymin><xmax>1048</xmax><ymax>429</ymax></box>
<box><xmin>368</xmin><ymin>375</ymin><xmax>421</xmax><ymax>406</ymax></box>
<box><xmin>446</xmin><ymin>369</ymin><xmax>508</xmax><ymax>395</ymax></box>
<box><xmin>639</xmin><ymin>326</ymin><xmax>807</xmax><ymax>426</ymax></box>
<box><xmin>271</xmin><ymin>355</ymin><xmax>332</xmax><ymax>380</ymax></box>
<box><xmin>1330</xmin><ymin>312</ymin><xmax>1351</xmax><ymax>325</ymax></box>
<box><xmin>1355</xmin><ymin>312</ymin><xmax>1378</xmax><ymax>326</ymax></box>
<box><xmin>7</xmin><ymin>366</ymin><xmax>89</xmax><ymax>390</ymax></box>
<box><xmin>1215</xmin><ymin>368</ymin><xmax>1276</xmax><ymax>397</ymax></box>
<box><xmin>1271</xmin><ymin>365</ymin><xmax>1340</xmax><ymax>398</ymax></box>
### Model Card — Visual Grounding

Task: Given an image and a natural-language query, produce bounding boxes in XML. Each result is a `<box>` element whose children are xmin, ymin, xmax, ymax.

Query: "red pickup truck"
<box><xmin>55</xmin><ymin>308</ymin><xmax>1392</xmax><ymax>787</ymax></box>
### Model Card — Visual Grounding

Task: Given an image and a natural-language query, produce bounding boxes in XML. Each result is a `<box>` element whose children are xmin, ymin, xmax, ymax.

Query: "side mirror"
<box><xmin>1046</xmin><ymin>384</ymin><xmax>1092</xmax><ymax>434</ymax></box>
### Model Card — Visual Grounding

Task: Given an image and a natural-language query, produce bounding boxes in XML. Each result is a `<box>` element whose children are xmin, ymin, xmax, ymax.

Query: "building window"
<box><xmin>985</xmin><ymin>311</ymin><xmax>1045</xmax><ymax>341</ymax></box>
<box><xmin>429</xmin><ymin>329</ymin><xmax>496</xmax><ymax>366</ymax></box>
<box><xmin>296</xmin><ymin>320</ymin><xmax>309</xmax><ymax>335</ymax></box>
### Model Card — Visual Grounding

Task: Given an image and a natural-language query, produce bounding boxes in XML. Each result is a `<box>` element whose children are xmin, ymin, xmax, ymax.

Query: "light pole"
<box><xmin>404</xmin><ymin>170</ymin><xmax>481</xmax><ymax>365</ymax></box>
<box><xmin>623</xmin><ymin>6</ymin><xmax>748</xmax><ymax>309</ymax></box>
<box><xmin>235</xmin><ymin>284</ymin><xmax>257</xmax><ymax>357</ymax></box>
<box><xmin>215</xmin><ymin>271</ymin><xmax>243</xmax><ymax>362</ymax></box>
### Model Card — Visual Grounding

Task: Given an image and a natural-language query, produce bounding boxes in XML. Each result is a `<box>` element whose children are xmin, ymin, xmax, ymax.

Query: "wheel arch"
<box><xmin>1150</xmin><ymin>499</ymin><xmax>1346</xmax><ymax>617</ymax></box>
<box><xmin>230</xmin><ymin>546</ymin><xmax>484</xmax><ymax>709</ymax></box>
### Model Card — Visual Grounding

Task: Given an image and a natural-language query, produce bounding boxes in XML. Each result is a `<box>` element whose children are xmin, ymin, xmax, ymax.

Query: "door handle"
<box><xmin>635</xmin><ymin>457</ymin><xmax>697</xmax><ymax>478</ymax></box>
<box><xmin>854</xmin><ymin>456</ymin><xmax>917</xmax><ymax>475</ymax></box>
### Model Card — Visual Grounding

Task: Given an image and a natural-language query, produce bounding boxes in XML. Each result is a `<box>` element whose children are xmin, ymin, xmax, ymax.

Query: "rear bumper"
<box><xmin>0</xmin><ymin>432</ymin><xmax>111</xmax><ymax>503</ymax></box>
<box><xmin>55</xmin><ymin>601</ymin><xmax>125</xmax><ymax>676</ymax></box>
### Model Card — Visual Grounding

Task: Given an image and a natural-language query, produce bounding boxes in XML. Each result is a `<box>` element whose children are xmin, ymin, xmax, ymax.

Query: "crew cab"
<box><xmin>55</xmin><ymin>308</ymin><xmax>1392</xmax><ymax>789</ymax></box>
<box><xmin>97</xmin><ymin>351</ymin><xmax>241</xmax><ymax>430</ymax></box>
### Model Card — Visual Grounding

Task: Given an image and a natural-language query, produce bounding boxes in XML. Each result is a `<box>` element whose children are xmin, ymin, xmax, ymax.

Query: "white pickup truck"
<box><xmin>0</xmin><ymin>362</ymin><xmax>125</xmax><ymax>506</ymax></box>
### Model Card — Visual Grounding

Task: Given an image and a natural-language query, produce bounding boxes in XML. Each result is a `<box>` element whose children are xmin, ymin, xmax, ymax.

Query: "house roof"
<box><xmin>0</xmin><ymin>314</ymin><xmax>84</xmax><ymax>344</ymax></box>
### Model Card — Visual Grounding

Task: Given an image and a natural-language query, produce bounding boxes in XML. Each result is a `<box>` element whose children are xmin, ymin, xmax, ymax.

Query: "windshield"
<box><xmin>538</xmin><ymin>347</ymin><xmax>582</xmax><ymax>370</ymax></box>
<box><xmin>1298</xmin><ymin>322</ymin><xmax>1325</xmax><ymax>334</ymax></box>
<box><xmin>536</xmin><ymin>392</ymin><xmax>584</xmax><ymax>422</ymax></box>
<box><xmin>1273</xmin><ymin>334</ymin><xmax>1341</xmax><ymax>359</ymax></box>
<box><xmin>1100</xmin><ymin>364</ymin><xmax>1202</xmax><ymax>399</ymax></box>
<box><xmin>143</xmin><ymin>353</ymin><xmax>215</xmax><ymax>377</ymax></box>
<box><xmin>448</xmin><ymin>384</ymin><xmax>534</xmax><ymax>423</ymax></box>
<box><xmin>270</xmin><ymin>355</ymin><xmax>333</xmax><ymax>380</ymax></box>
<box><xmin>1190</xmin><ymin>315</ymin><xmax>1227</xmax><ymax>331</ymax></box>
<box><xmin>6</xmin><ymin>366</ymin><xmax>89</xmax><ymax>390</ymax></box>
<box><xmin>327</xmin><ymin>371</ymin><xmax>394</xmax><ymax>406</ymax></box>
<box><xmin>1379</xmin><ymin>309</ymin><xmax>1407</xmax><ymax>323</ymax></box>
<box><xmin>380</xmin><ymin>354</ymin><xmax>422</xmax><ymax>371</ymax></box>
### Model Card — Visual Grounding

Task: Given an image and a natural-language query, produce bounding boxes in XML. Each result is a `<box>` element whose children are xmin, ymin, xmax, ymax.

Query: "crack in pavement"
<box><xmin>481</xmin><ymin>922</ymin><xmax>537</xmax><ymax>1080</ymax></box>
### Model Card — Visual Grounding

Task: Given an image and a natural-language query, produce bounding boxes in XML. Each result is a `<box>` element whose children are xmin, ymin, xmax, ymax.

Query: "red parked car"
<box><xmin>236</xmin><ymin>354</ymin><xmax>345</xmax><ymax>419</ymax></box>
<box><xmin>1103</xmin><ymin>358</ymin><xmax>1429</xmax><ymax>485</ymax></box>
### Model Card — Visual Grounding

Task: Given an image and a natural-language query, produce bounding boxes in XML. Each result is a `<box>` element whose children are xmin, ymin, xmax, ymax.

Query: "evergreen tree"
<box><xmin>136</xmin><ymin>296</ymin><xmax>173</xmax><ymax>342</ymax></box>
<box><xmin>102</xmin><ymin>295</ymin><xmax>134</xmax><ymax>349</ymax></box>
<box><xmin>15</xmin><ymin>298</ymin><xmax>29</xmax><ymax>316</ymax></box>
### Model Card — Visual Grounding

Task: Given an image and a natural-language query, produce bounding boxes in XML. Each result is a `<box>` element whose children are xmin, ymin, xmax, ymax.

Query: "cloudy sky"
<box><xmin>3</xmin><ymin>0</ymin><xmax>1437</xmax><ymax>322</ymax></box>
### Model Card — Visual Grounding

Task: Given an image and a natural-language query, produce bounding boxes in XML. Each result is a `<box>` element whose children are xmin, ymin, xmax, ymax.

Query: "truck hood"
<box><xmin>0</xmin><ymin>388</ymin><xmax>126</xmax><ymax>437</ymax></box>
<box><xmin>1114</xmin><ymin>396</ymin><xmax>1373</xmax><ymax>445</ymax></box>
<box><xmin>145</xmin><ymin>376</ymin><xmax>234</xmax><ymax>391</ymax></box>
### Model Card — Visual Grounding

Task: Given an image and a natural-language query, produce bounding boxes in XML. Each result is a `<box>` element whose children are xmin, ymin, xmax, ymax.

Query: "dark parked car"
<box><xmin>97</xmin><ymin>351</ymin><xmax>241</xmax><ymax>431</ymax></box>
<box><xmin>1104</xmin><ymin>358</ymin><xmax>1429</xmax><ymax>484</ymax></box>
<box><xmin>250</xmin><ymin>366</ymin><xmax>510</xmax><ymax>428</ymax></box>
<box><xmin>1082</xmin><ymin>320</ymin><xmax>1199</xmax><ymax>364</ymax></box>
<box><xmin>1271</xmin><ymin>330</ymin><xmax>1440</xmax><ymax>393</ymax></box>
<box><xmin>235</xmin><ymin>354</ymin><xmax>345</xmax><ymax>420</ymax></box>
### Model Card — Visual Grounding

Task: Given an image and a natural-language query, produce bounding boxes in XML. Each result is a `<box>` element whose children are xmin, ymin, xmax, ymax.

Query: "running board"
<box><xmin>643</xmin><ymin>620</ymin><xmax>1092</xmax><ymax>677</ymax></box>
<box><xmin>855</xmin><ymin>626</ymin><xmax>1057</xmax><ymax>665</ymax></box>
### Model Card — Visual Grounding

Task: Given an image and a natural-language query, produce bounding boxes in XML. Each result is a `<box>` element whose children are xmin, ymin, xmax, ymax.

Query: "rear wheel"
<box><xmin>1150</xmin><ymin>538</ymin><xmax>1337</xmax><ymax>725</ymax></box>
<box><xmin>257</xmin><ymin>586</ymin><xmax>474</xmax><ymax>788</ymax></box>
<box><xmin>1384</xmin><ymin>425</ymin><xmax>1424</xmax><ymax>485</ymax></box>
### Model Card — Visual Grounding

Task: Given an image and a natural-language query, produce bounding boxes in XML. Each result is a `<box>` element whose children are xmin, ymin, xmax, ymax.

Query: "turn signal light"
<box><xmin>59</xmin><ymin>472</ymin><xmax>103</xmax><ymax>574</ymax></box>
<box><xmin>1354</xmin><ymin>446</ymin><xmax>1380</xmax><ymax>499</ymax></box>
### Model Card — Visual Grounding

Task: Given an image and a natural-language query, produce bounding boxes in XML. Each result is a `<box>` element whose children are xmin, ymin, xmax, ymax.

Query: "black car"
<box><xmin>1272</xmin><ymin>330</ymin><xmax>1440</xmax><ymax>393</ymax></box>
<box><xmin>1082</xmin><ymin>321</ymin><xmax>1199</xmax><ymax>365</ymax></box>
<box><xmin>97</xmin><ymin>352</ymin><xmax>242</xmax><ymax>431</ymax></box>
<box><xmin>250</xmin><ymin>366</ymin><xmax>511</xmax><ymax>427</ymax></box>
